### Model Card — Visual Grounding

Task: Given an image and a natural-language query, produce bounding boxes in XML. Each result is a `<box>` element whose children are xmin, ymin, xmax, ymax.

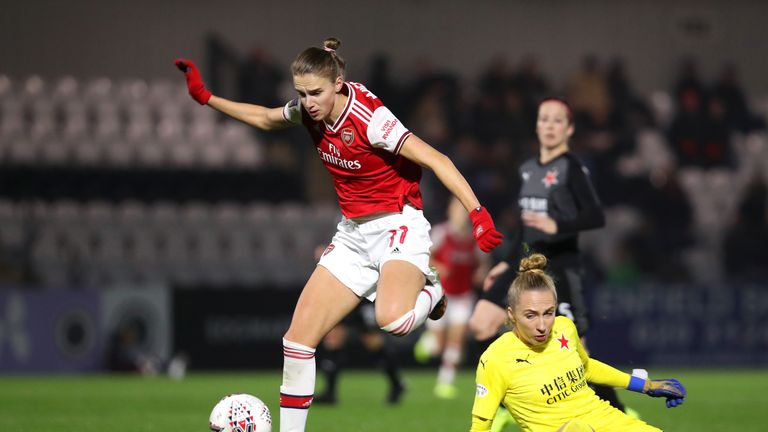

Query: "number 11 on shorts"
<box><xmin>388</xmin><ymin>225</ymin><xmax>409</xmax><ymax>247</ymax></box>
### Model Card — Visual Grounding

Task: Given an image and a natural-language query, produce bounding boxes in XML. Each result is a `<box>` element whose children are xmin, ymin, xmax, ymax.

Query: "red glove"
<box><xmin>174</xmin><ymin>59</ymin><xmax>212</xmax><ymax>105</ymax></box>
<box><xmin>469</xmin><ymin>206</ymin><xmax>503</xmax><ymax>252</ymax></box>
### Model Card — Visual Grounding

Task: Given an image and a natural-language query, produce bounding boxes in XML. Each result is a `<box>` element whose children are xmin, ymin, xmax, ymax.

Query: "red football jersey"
<box><xmin>430</xmin><ymin>222</ymin><xmax>478</xmax><ymax>296</ymax></box>
<box><xmin>283</xmin><ymin>82</ymin><xmax>422</xmax><ymax>218</ymax></box>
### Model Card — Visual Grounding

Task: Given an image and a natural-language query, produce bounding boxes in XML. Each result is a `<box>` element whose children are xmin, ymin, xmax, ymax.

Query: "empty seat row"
<box><xmin>0</xmin><ymin>200</ymin><xmax>341</xmax><ymax>288</ymax></box>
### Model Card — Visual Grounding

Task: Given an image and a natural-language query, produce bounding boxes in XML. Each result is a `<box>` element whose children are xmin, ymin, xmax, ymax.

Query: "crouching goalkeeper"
<box><xmin>470</xmin><ymin>253</ymin><xmax>686</xmax><ymax>432</ymax></box>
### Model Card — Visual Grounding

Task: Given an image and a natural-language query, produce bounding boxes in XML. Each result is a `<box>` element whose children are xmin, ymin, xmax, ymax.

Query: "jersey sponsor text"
<box><xmin>317</xmin><ymin>147</ymin><xmax>362</xmax><ymax>170</ymax></box>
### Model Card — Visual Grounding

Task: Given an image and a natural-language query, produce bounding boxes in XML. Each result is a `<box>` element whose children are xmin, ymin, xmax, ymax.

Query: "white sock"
<box><xmin>280</xmin><ymin>338</ymin><xmax>316</xmax><ymax>432</ymax></box>
<box><xmin>420</xmin><ymin>330</ymin><xmax>439</xmax><ymax>356</ymax></box>
<box><xmin>381</xmin><ymin>287</ymin><xmax>439</xmax><ymax>336</ymax></box>
<box><xmin>381</xmin><ymin>271</ymin><xmax>443</xmax><ymax>337</ymax></box>
<box><xmin>437</xmin><ymin>345</ymin><xmax>461</xmax><ymax>385</ymax></box>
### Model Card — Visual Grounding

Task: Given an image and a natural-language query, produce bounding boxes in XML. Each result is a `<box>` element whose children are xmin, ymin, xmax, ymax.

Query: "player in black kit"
<box><xmin>469</xmin><ymin>98</ymin><xmax>631</xmax><ymax>419</ymax></box>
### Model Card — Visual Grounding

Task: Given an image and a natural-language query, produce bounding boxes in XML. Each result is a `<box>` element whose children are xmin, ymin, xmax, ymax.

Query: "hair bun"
<box><xmin>519</xmin><ymin>253</ymin><xmax>548</xmax><ymax>272</ymax></box>
<box><xmin>323</xmin><ymin>37</ymin><xmax>341</xmax><ymax>51</ymax></box>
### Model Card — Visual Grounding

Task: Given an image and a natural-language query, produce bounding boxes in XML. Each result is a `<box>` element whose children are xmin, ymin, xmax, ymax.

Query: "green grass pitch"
<box><xmin>0</xmin><ymin>368</ymin><xmax>764</xmax><ymax>431</ymax></box>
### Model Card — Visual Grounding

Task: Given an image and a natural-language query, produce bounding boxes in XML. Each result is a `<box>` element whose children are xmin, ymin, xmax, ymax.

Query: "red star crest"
<box><xmin>542</xmin><ymin>169</ymin><xmax>559</xmax><ymax>188</ymax></box>
<box><xmin>557</xmin><ymin>333</ymin><xmax>570</xmax><ymax>350</ymax></box>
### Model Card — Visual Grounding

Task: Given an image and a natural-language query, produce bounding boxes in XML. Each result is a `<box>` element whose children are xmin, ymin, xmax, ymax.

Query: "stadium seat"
<box><xmin>115</xmin><ymin>78</ymin><xmax>148</xmax><ymax>105</ymax></box>
<box><xmin>167</xmin><ymin>141</ymin><xmax>198</xmax><ymax>167</ymax></box>
<box><xmin>147</xmin><ymin>80</ymin><xmax>178</xmax><ymax>107</ymax></box>
<box><xmin>188</xmin><ymin>119</ymin><xmax>217</xmax><ymax>144</ymax></box>
<box><xmin>0</xmin><ymin>200</ymin><xmax>25</xmax><ymax>252</ymax></box>
<box><xmin>268</xmin><ymin>203</ymin><xmax>317</xmax><ymax>285</ymax></box>
<box><xmin>0</xmin><ymin>75</ymin><xmax>13</xmax><ymax>101</ymax></box>
<box><xmin>231</xmin><ymin>141</ymin><xmax>264</xmax><ymax>168</ymax></box>
<box><xmin>28</xmin><ymin>99</ymin><xmax>57</xmax><ymax>142</ymax></box>
<box><xmin>73</xmin><ymin>139</ymin><xmax>103</xmax><ymax>165</ymax></box>
<box><xmin>199</xmin><ymin>140</ymin><xmax>229</xmax><ymax>168</ymax></box>
<box><xmin>52</xmin><ymin>76</ymin><xmax>80</xmax><ymax>104</ymax></box>
<box><xmin>0</xmin><ymin>99</ymin><xmax>24</xmax><ymax>142</ymax></box>
<box><xmin>134</xmin><ymin>140</ymin><xmax>166</xmax><ymax>166</ymax></box>
<box><xmin>102</xmin><ymin>140</ymin><xmax>134</xmax><ymax>167</ymax></box>
<box><xmin>8</xmin><ymin>139</ymin><xmax>39</xmax><ymax>164</ymax></box>
<box><xmin>83</xmin><ymin>77</ymin><xmax>113</xmax><ymax>105</ymax></box>
<box><xmin>21</xmin><ymin>75</ymin><xmax>47</xmax><ymax>103</ymax></box>
<box><xmin>117</xmin><ymin>200</ymin><xmax>148</xmax><ymax>228</ymax></box>
<box><xmin>92</xmin><ymin>100</ymin><xmax>122</xmax><ymax>143</ymax></box>
<box><xmin>39</xmin><ymin>139</ymin><xmax>70</xmax><ymax>165</ymax></box>
<box><xmin>60</xmin><ymin>100</ymin><xmax>90</xmax><ymax>143</ymax></box>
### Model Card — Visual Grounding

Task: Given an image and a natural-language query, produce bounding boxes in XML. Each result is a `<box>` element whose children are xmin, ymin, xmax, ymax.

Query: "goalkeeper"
<box><xmin>470</xmin><ymin>253</ymin><xmax>685</xmax><ymax>432</ymax></box>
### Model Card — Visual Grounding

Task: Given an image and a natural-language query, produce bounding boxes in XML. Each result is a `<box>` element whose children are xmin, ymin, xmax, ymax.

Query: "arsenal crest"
<box><xmin>341</xmin><ymin>128</ymin><xmax>354</xmax><ymax>146</ymax></box>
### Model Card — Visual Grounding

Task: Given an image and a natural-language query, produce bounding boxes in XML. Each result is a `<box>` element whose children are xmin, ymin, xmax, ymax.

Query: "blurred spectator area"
<box><xmin>1</xmin><ymin>52</ymin><xmax>768</xmax><ymax>289</ymax></box>
<box><xmin>0</xmin><ymin>75</ymin><xmax>264</xmax><ymax>169</ymax></box>
<box><xmin>0</xmin><ymin>199</ymin><xmax>339</xmax><ymax>288</ymax></box>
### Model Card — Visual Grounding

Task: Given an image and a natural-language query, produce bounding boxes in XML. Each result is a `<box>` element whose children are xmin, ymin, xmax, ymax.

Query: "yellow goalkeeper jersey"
<box><xmin>471</xmin><ymin>316</ymin><xmax>660</xmax><ymax>432</ymax></box>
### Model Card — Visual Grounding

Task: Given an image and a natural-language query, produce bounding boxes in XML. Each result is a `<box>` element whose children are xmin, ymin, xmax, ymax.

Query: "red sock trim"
<box><xmin>283</xmin><ymin>346</ymin><xmax>315</xmax><ymax>360</ymax></box>
<box><xmin>280</xmin><ymin>393</ymin><xmax>313</xmax><ymax>409</ymax></box>
<box><xmin>388</xmin><ymin>311</ymin><xmax>415</xmax><ymax>336</ymax></box>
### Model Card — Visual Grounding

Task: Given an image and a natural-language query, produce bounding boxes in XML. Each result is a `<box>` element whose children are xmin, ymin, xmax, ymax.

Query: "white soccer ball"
<box><xmin>209</xmin><ymin>393</ymin><xmax>272</xmax><ymax>432</ymax></box>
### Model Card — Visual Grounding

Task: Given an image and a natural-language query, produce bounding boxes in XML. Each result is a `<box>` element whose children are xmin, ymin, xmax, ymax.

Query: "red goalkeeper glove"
<box><xmin>174</xmin><ymin>59</ymin><xmax>212</xmax><ymax>105</ymax></box>
<box><xmin>469</xmin><ymin>206</ymin><xmax>503</xmax><ymax>252</ymax></box>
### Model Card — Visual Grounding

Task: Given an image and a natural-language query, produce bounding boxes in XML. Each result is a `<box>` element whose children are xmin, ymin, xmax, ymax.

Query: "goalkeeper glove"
<box><xmin>174</xmin><ymin>59</ymin><xmax>212</xmax><ymax>105</ymax></box>
<box><xmin>469</xmin><ymin>206</ymin><xmax>503</xmax><ymax>252</ymax></box>
<box><xmin>627</xmin><ymin>372</ymin><xmax>686</xmax><ymax>408</ymax></box>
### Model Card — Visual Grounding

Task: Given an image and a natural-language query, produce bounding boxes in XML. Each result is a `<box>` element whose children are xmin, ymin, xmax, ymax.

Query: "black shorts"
<box><xmin>481</xmin><ymin>254</ymin><xmax>590</xmax><ymax>334</ymax></box>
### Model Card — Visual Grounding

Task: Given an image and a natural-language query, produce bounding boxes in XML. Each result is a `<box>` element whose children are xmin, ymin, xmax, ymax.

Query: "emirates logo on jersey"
<box><xmin>341</xmin><ymin>128</ymin><xmax>354</xmax><ymax>146</ymax></box>
<box><xmin>317</xmin><ymin>147</ymin><xmax>362</xmax><ymax>170</ymax></box>
<box><xmin>328</xmin><ymin>143</ymin><xmax>341</xmax><ymax>157</ymax></box>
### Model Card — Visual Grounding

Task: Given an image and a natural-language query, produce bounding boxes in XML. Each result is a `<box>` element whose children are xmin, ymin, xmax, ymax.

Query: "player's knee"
<box><xmin>557</xmin><ymin>420</ymin><xmax>594</xmax><ymax>432</ymax></box>
<box><xmin>468</xmin><ymin>315</ymin><xmax>482</xmax><ymax>338</ymax></box>
<box><xmin>378</xmin><ymin>310</ymin><xmax>416</xmax><ymax>337</ymax></box>
<box><xmin>375</xmin><ymin>304</ymin><xmax>408</xmax><ymax>329</ymax></box>
<box><xmin>468</xmin><ymin>315</ymin><xmax>494</xmax><ymax>341</ymax></box>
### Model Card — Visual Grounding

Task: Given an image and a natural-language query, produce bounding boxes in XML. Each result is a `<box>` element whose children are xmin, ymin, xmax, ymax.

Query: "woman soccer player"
<box><xmin>414</xmin><ymin>196</ymin><xmax>489</xmax><ymax>399</ymax></box>
<box><xmin>469</xmin><ymin>97</ymin><xmax>627</xmax><ymax>412</ymax></box>
<box><xmin>470</xmin><ymin>253</ymin><xmax>686</xmax><ymax>432</ymax></box>
<box><xmin>174</xmin><ymin>37</ymin><xmax>503</xmax><ymax>432</ymax></box>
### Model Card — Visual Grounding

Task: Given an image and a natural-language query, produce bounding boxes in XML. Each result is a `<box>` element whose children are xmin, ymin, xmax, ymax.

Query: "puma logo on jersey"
<box><xmin>516</xmin><ymin>355</ymin><xmax>531</xmax><ymax>365</ymax></box>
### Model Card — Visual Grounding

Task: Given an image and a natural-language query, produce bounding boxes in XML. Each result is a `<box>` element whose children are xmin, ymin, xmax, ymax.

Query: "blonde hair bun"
<box><xmin>518</xmin><ymin>253</ymin><xmax>548</xmax><ymax>272</ymax></box>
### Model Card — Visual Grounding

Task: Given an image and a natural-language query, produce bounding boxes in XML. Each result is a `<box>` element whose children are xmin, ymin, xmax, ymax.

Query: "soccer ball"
<box><xmin>209</xmin><ymin>393</ymin><xmax>272</xmax><ymax>432</ymax></box>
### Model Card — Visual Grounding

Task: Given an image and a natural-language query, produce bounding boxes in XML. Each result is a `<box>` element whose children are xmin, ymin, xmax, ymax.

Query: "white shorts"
<box><xmin>426</xmin><ymin>291</ymin><xmax>476</xmax><ymax>329</ymax></box>
<box><xmin>318</xmin><ymin>205</ymin><xmax>433</xmax><ymax>301</ymax></box>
